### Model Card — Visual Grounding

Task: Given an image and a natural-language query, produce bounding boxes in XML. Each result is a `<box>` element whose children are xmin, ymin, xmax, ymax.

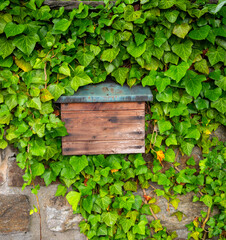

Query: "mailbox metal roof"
<box><xmin>56</xmin><ymin>81</ymin><xmax>153</xmax><ymax>103</ymax></box>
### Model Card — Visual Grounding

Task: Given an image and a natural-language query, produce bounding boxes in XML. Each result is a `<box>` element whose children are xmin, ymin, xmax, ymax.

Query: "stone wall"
<box><xmin>0</xmin><ymin>126</ymin><xmax>225</xmax><ymax>240</ymax></box>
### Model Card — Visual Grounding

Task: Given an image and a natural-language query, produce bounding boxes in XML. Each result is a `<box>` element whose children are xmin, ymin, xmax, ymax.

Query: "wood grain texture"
<box><xmin>61</xmin><ymin>102</ymin><xmax>145</xmax><ymax>155</ymax></box>
<box><xmin>61</xmin><ymin>110</ymin><xmax>144</xmax><ymax>124</ymax></box>
<box><xmin>62</xmin><ymin>140</ymin><xmax>145</xmax><ymax>155</ymax></box>
<box><xmin>61</xmin><ymin>102</ymin><xmax>145</xmax><ymax>111</ymax></box>
<box><xmin>44</xmin><ymin>0</ymin><xmax>105</xmax><ymax>10</ymax></box>
<box><xmin>63</xmin><ymin>125</ymin><xmax>144</xmax><ymax>141</ymax></box>
<box><xmin>62</xmin><ymin>109</ymin><xmax>144</xmax><ymax>141</ymax></box>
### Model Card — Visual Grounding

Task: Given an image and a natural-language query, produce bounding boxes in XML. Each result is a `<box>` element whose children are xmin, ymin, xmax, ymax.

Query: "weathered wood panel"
<box><xmin>61</xmin><ymin>102</ymin><xmax>146</xmax><ymax>155</ymax></box>
<box><xmin>44</xmin><ymin>0</ymin><xmax>105</xmax><ymax>10</ymax></box>
<box><xmin>61</xmin><ymin>102</ymin><xmax>145</xmax><ymax>111</ymax></box>
<box><xmin>62</xmin><ymin>118</ymin><xmax>144</xmax><ymax>130</ymax></box>
<box><xmin>62</xmin><ymin>140</ymin><xmax>145</xmax><ymax>155</ymax></box>
<box><xmin>62</xmin><ymin>109</ymin><xmax>144</xmax><ymax>141</ymax></box>
<box><xmin>44</xmin><ymin>0</ymin><xmax>217</xmax><ymax>10</ymax></box>
<box><xmin>63</xmin><ymin>124</ymin><xmax>144</xmax><ymax>141</ymax></box>
<box><xmin>61</xmin><ymin>110</ymin><xmax>144</xmax><ymax>124</ymax></box>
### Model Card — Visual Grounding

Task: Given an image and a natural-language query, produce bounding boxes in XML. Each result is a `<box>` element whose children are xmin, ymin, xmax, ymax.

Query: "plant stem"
<box><xmin>142</xmin><ymin>189</ymin><xmax>158</xmax><ymax>220</ymax></box>
<box><xmin>44</xmin><ymin>62</ymin><xmax>47</xmax><ymax>89</ymax></box>
<box><xmin>202</xmin><ymin>207</ymin><xmax>211</xmax><ymax>230</ymax></box>
<box><xmin>32</xmin><ymin>181</ymin><xmax>42</xmax><ymax>240</ymax></box>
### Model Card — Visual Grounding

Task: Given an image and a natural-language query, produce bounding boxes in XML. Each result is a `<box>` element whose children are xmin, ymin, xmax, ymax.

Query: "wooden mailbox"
<box><xmin>56</xmin><ymin>81</ymin><xmax>152</xmax><ymax>155</ymax></box>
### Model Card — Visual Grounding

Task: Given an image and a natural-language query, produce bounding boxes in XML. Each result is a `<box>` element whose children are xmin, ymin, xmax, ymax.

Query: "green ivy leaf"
<box><xmin>184</xmin><ymin>71</ymin><xmax>206</xmax><ymax>99</ymax></box>
<box><xmin>211</xmin><ymin>97</ymin><xmax>226</xmax><ymax>114</ymax></box>
<box><xmin>13</xmin><ymin>34</ymin><xmax>39</xmax><ymax>56</ymax></box>
<box><xmin>31</xmin><ymin>161</ymin><xmax>45</xmax><ymax>177</ymax></box>
<box><xmin>42</xmin><ymin>169</ymin><xmax>56</xmax><ymax>186</ymax></box>
<box><xmin>110</xmin><ymin>181</ymin><xmax>124</xmax><ymax>195</ymax></box>
<box><xmin>59</xmin><ymin>62</ymin><xmax>71</xmax><ymax>76</ymax></box>
<box><xmin>47</xmin><ymin>84</ymin><xmax>65</xmax><ymax>101</ymax></box>
<box><xmin>172</xmin><ymin>40</ymin><xmax>193</xmax><ymax>62</ymax></box>
<box><xmin>215</xmin><ymin>76</ymin><xmax>226</xmax><ymax>91</ymax></box>
<box><xmin>70</xmin><ymin>155</ymin><xmax>88</xmax><ymax>175</ymax></box>
<box><xmin>155</xmin><ymin>76</ymin><xmax>171</xmax><ymax>92</ymax></box>
<box><xmin>164</xmin><ymin>52</ymin><xmax>179</xmax><ymax>65</ymax></box>
<box><xmin>124</xmin><ymin>5</ymin><xmax>142</xmax><ymax>21</ymax></box>
<box><xmin>149</xmin><ymin>219</ymin><xmax>163</xmax><ymax>232</ymax></box>
<box><xmin>186</xmin><ymin>157</ymin><xmax>196</xmax><ymax>166</ymax></box>
<box><xmin>55</xmin><ymin>184</ymin><xmax>67</xmax><ymax>197</ymax></box>
<box><xmin>120</xmin><ymin>218</ymin><xmax>134</xmax><ymax>233</ymax></box>
<box><xmin>27</xmin><ymin>97</ymin><xmax>42</xmax><ymax>110</ymax></box>
<box><xmin>101</xmin><ymin>211</ymin><xmax>118</xmax><ymax>227</ymax></box>
<box><xmin>90</xmin><ymin>45</ymin><xmax>101</xmax><ymax>56</ymax></box>
<box><xmin>0</xmin><ymin>1</ymin><xmax>10</xmax><ymax>10</ymax></box>
<box><xmin>206</xmin><ymin>47</ymin><xmax>225</xmax><ymax>66</ymax></box>
<box><xmin>111</xmin><ymin>67</ymin><xmax>129</xmax><ymax>86</ymax></box>
<box><xmin>0</xmin><ymin>37</ymin><xmax>15</xmax><ymax>58</ymax></box>
<box><xmin>76</xmin><ymin>49</ymin><xmax>95</xmax><ymax>67</ymax></box>
<box><xmin>157</xmin><ymin>120</ymin><xmax>172</xmax><ymax>134</ymax></box>
<box><xmin>30</xmin><ymin>138</ymin><xmax>46</xmax><ymax>157</ymax></box>
<box><xmin>170</xmin><ymin>198</ymin><xmax>180</xmax><ymax>210</ymax></box>
<box><xmin>156</xmin><ymin>87</ymin><xmax>173</xmax><ymax>102</ymax></box>
<box><xmin>200</xmin><ymin>195</ymin><xmax>212</xmax><ymax>208</ymax></box>
<box><xmin>154</xmin><ymin>30</ymin><xmax>167</xmax><ymax>47</ymax></box>
<box><xmin>0</xmin><ymin>139</ymin><xmax>8</xmax><ymax>149</ymax></box>
<box><xmin>194</xmin><ymin>59</ymin><xmax>209</xmax><ymax>74</ymax></box>
<box><xmin>142</xmin><ymin>70</ymin><xmax>157</xmax><ymax>87</ymax></box>
<box><xmin>66</xmin><ymin>191</ymin><xmax>81</xmax><ymax>211</ymax></box>
<box><xmin>127</xmin><ymin>41</ymin><xmax>146</xmax><ymax>58</ymax></box>
<box><xmin>134</xmin><ymin>33</ymin><xmax>146</xmax><ymax>46</ymax></box>
<box><xmin>181</xmin><ymin>141</ymin><xmax>194</xmax><ymax>156</ymax></box>
<box><xmin>189</xmin><ymin>25</ymin><xmax>211</xmax><ymax>40</ymax></box>
<box><xmin>83</xmin><ymin>195</ymin><xmax>94</xmax><ymax>214</ymax></box>
<box><xmin>96</xmin><ymin>196</ymin><xmax>111</xmax><ymax>210</ymax></box>
<box><xmin>71</xmin><ymin>66</ymin><xmax>92</xmax><ymax>91</ymax></box>
<box><xmin>204</xmin><ymin>88</ymin><xmax>222</xmax><ymax>102</ymax></box>
<box><xmin>171</xmin><ymin>211</ymin><xmax>184</xmax><ymax>222</ymax></box>
<box><xmin>165</xmin><ymin>134</ymin><xmax>177</xmax><ymax>146</ymax></box>
<box><xmin>52</xmin><ymin>19</ymin><xmax>72</xmax><ymax>33</ymax></box>
<box><xmin>173</xmin><ymin>23</ymin><xmax>191</xmax><ymax>39</ymax></box>
<box><xmin>159</xmin><ymin>0</ymin><xmax>175</xmax><ymax>9</ymax></box>
<box><xmin>132</xmin><ymin>220</ymin><xmax>147</xmax><ymax>235</ymax></box>
<box><xmin>165</xmin><ymin>149</ymin><xmax>175</xmax><ymax>162</ymax></box>
<box><xmin>124</xmin><ymin>181</ymin><xmax>137</xmax><ymax>191</ymax></box>
<box><xmin>173</xmin><ymin>185</ymin><xmax>183</xmax><ymax>194</ymax></box>
<box><xmin>165</xmin><ymin>62</ymin><xmax>190</xmax><ymax>83</ymax></box>
<box><xmin>101</xmin><ymin>48</ymin><xmax>120</xmax><ymax>62</ymax></box>
<box><xmin>185</xmin><ymin>127</ymin><xmax>200</xmax><ymax>140</ymax></box>
<box><xmin>5</xmin><ymin>94</ymin><xmax>17</xmax><ymax>111</ymax></box>
<box><xmin>165</xmin><ymin>10</ymin><xmax>179</xmax><ymax>23</ymax></box>
<box><xmin>4</xmin><ymin>22</ymin><xmax>25</xmax><ymax>38</ymax></box>
<box><xmin>170</xmin><ymin>103</ymin><xmax>187</xmax><ymax>117</ymax></box>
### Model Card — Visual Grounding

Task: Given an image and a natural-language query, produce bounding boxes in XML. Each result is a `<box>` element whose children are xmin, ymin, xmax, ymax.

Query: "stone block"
<box><xmin>0</xmin><ymin>194</ymin><xmax>30</xmax><ymax>233</ymax></box>
<box><xmin>7</xmin><ymin>157</ymin><xmax>27</xmax><ymax>187</ymax></box>
<box><xmin>0</xmin><ymin>172</ymin><xmax>4</xmax><ymax>186</ymax></box>
<box><xmin>46</xmin><ymin>196</ymin><xmax>83</xmax><ymax>232</ymax></box>
<box><xmin>7</xmin><ymin>157</ymin><xmax>60</xmax><ymax>187</ymax></box>
<box><xmin>214</xmin><ymin>125</ymin><xmax>226</xmax><ymax>142</ymax></box>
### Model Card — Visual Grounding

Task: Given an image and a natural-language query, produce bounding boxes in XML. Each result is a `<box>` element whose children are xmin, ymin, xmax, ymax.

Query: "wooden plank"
<box><xmin>62</xmin><ymin>109</ymin><xmax>145</xmax><ymax>141</ymax></box>
<box><xmin>61</xmin><ymin>102</ymin><xmax>145</xmax><ymax>111</ymax></box>
<box><xmin>44</xmin><ymin>0</ymin><xmax>105</xmax><ymax>10</ymax></box>
<box><xmin>62</xmin><ymin>111</ymin><xmax>144</xmax><ymax>127</ymax></box>
<box><xmin>62</xmin><ymin>140</ymin><xmax>145</xmax><ymax>155</ymax></box>
<box><xmin>63</xmin><ymin>124</ymin><xmax>144</xmax><ymax>141</ymax></box>
<box><xmin>61</xmin><ymin>110</ymin><xmax>144</xmax><ymax>124</ymax></box>
<box><xmin>64</xmin><ymin>120</ymin><xmax>144</xmax><ymax>129</ymax></box>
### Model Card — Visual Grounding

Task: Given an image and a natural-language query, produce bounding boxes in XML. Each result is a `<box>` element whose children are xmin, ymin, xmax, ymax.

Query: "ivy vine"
<box><xmin>0</xmin><ymin>0</ymin><xmax>225</xmax><ymax>239</ymax></box>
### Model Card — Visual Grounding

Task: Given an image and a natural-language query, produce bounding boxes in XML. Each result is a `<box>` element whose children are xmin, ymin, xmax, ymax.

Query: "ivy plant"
<box><xmin>0</xmin><ymin>0</ymin><xmax>225</xmax><ymax>239</ymax></box>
